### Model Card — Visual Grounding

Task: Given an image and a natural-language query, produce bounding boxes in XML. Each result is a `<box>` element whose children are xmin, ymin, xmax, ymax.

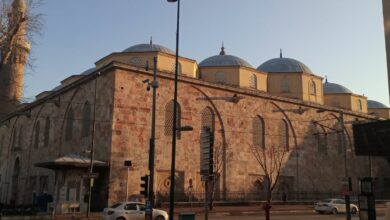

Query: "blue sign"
<box><xmin>145</xmin><ymin>201</ymin><xmax>152</xmax><ymax>214</ymax></box>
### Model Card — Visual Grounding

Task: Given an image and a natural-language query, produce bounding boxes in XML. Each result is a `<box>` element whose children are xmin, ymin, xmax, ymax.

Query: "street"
<box><xmin>174</xmin><ymin>212</ymin><xmax>386</xmax><ymax>220</ymax></box>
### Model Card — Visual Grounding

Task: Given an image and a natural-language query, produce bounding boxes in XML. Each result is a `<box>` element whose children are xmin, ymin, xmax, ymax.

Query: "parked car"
<box><xmin>103</xmin><ymin>202</ymin><xmax>168</xmax><ymax>220</ymax></box>
<box><xmin>314</xmin><ymin>198</ymin><xmax>359</xmax><ymax>214</ymax></box>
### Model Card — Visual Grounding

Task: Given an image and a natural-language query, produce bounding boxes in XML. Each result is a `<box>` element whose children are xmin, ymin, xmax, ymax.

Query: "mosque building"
<box><xmin>0</xmin><ymin>40</ymin><xmax>389</xmax><ymax>213</ymax></box>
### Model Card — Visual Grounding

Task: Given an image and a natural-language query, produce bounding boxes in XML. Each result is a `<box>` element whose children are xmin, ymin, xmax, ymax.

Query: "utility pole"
<box><xmin>167</xmin><ymin>1</ymin><xmax>181</xmax><ymax>220</ymax></box>
<box><xmin>87</xmin><ymin>72</ymin><xmax>99</xmax><ymax>218</ymax></box>
<box><xmin>143</xmin><ymin>57</ymin><xmax>158</xmax><ymax>220</ymax></box>
<box><xmin>339</xmin><ymin>112</ymin><xmax>352</xmax><ymax>220</ymax></box>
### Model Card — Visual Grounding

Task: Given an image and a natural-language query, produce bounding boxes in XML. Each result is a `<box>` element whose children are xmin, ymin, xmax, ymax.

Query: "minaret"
<box><xmin>0</xmin><ymin>0</ymin><xmax>30</xmax><ymax>118</ymax></box>
<box><xmin>383</xmin><ymin>0</ymin><xmax>390</xmax><ymax>103</ymax></box>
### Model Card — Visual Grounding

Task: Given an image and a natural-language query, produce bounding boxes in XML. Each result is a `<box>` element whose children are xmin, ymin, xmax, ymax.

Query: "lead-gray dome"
<box><xmin>123</xmin><ymin>43</ymin><xmax>175</xmax><ymax>55</ymax></box>
<box><xmin>199</xmin><ymin>46</ymin><xmax>253</xmax><ymax>68</ymax></box>
<box><xmin>323</xmin><ymin>82</ymin><xmax>352</xmax><ymax>94</ymax></box>
<box><xmin>257</xmin><ymin>52</ymin><xmax>313</xmax><ymax>73</ymax></box>
<box><xmin>368</xmin><ymin>100</ymin><xmax>389</xmax><ymax>109</ymax></box>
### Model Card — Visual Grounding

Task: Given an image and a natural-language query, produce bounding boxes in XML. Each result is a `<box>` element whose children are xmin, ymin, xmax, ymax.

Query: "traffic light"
<box><xmin>200</xmin><ymin>126</ymin><xmax>214</xmax><ymax>176</ymax></box>
<box><xmin>140</xmin><ymin>175</ymin><xmax>149</xmax><ymax>197</ymax></box>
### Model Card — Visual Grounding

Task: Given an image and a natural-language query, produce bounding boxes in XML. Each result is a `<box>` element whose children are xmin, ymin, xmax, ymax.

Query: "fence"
<box><xmin>156</xmin><ymin>191</ymin><xmax>389</xmax><ymax>204</ymax></box>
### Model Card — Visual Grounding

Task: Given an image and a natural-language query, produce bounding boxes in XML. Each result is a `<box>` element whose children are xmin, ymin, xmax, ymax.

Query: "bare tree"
<box><xmin>208</xmin><ymin>141</ymin><xmax>223</xmax><ymax>210</ymax></box>
<box><xmin>0</xmin><ymin>0</ymin><xmax>43</xmax><ymax>117</ymax></box>
<box><xmin>251</xmin><ymin>144</ymin><xmax>287</xmax><ymax>220</ymax></box>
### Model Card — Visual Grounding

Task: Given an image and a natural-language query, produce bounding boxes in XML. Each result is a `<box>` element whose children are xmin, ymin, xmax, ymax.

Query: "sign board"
<box><xmin>145</xmin><ymin>201</ymin><xmax>152</xmax><ymax>214</ymax></box>
<box><xmin>353</xmin><ymin>120</ymin><xmax>390</xmax><ymax>156</ymax></box>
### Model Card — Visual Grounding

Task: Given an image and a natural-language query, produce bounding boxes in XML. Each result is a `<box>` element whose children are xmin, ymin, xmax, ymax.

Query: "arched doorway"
<box><xmin>11</xmin><ymin>158</ymin><xmax>20</xmax><ymax>204</ymax></box>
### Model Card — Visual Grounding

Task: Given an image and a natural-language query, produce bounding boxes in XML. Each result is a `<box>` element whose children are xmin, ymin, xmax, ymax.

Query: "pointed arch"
<box><xmin>11</xmin><ymin>158</ymin><xmax>20</xmax><ymax>203</ymax></box>
<box><xmin>201</xmin><ymin>106</ymin><xmax>215</xmax><ymax>133</ymax></box>
<box><xmin>164</xmin><ymin>100</ymin><xmax>181</xmax><ymax>139</ymax></box>
<box><xmin>81</xmin><ymin>101</ymin><xmax>92</xmax><ymax>138</ymax></box>
<box><xmin>313</xmin><ymin>122</ymin><xmax>327</xmax><ymax>154</ymax></box>
<box><xmin>44</xmin><ymin>117</ymin><xmax>50</xmax><ymax>148</ymax></box>
<box><xmin>253</xmin><ymin>116</ymin><xmax>265</xmax><ymax>149</ymax></box>
<box><xmin>65</xmin><ymin>107</ymin><xmax>74</xmax><ymax>141</ymax></box>
<box><xmin>280</xmin><ymin>119</ymin><xmax>289</xmax><ymax>151</ymax></box>
<box><xmin>249</xmin><ymin>74</ymin><xmax>257</xmax><ymax>89</ymax></box>
<box><xmin>357</xmin><ymin>99</ymin><xmax>363</xmax><ymax>112</ymax></box>
<box><xmin>171</xmin><ymin>61</ymin><xmax>182</xmax><ymax>74</ymax></box>
<box><xmin>309</xmin><ymin>80</ymin><xmax>316</xmax><ymax>95</ymax></box>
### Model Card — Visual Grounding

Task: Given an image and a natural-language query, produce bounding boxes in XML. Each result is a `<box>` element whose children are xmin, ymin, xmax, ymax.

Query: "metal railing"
<box><xmin>156</xmin><ymin>191</ymin><xmax>390</xmax><ymax>204</ymax></box>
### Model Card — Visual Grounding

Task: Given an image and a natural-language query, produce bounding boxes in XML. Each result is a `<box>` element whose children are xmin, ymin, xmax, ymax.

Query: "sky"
<box><xmin>24</xmin><ymin>0</ymin><xmax>390</xmax><ymax>106</ymax></box>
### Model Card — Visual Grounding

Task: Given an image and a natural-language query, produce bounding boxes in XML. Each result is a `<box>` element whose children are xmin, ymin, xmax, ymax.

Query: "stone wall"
<box><xmin>108</xmin><ymin>63</ymin><xmax>390</xmax><ymax>205</ymax></box>
<box><xmin>0</xmin><ymin>70</ymin><xmax>115</xmax><ymax>205</ymax></box>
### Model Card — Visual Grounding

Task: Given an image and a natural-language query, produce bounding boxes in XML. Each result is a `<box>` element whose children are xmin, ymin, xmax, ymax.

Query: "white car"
<box><xmin>314</xmin><ymin>198</ymin><xmax>359</xmax><ymax>214</ymax></box>
<box><xmin>102</xmin><ymin>202</ymin><xmax>168</xmax><ymax>220</ymax></box>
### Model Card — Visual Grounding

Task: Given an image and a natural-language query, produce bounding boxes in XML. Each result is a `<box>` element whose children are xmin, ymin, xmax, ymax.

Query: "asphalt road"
<box><xmin>176</xmin><ymin>212</ymin><xmax>386</xmax><ymax>220</ymax></box>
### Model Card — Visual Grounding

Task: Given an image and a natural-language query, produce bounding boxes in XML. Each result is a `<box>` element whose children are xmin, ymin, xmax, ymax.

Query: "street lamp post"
<box><xmin>143</xmin><ymin>57</ymin><xmax>159</xmax><ymax>220</ymax></box>
<box><xmin>87</xmin><ymin>72</ymin><xmax>99</xmax><ymax>218</ymax></box>
<box><xmin>317</xmin><ymin>109</ymin><xmax>352</xmax><ymax>220</ymax></box>
<box><xmin>167</xmin><ymin>0</ymin><xmax>180</xmax><ymax>220</ymax></box>
<box><xmin>338</xmin><ymin>112</ymin><xmax>352</xmax><ymax>220</ymax></box>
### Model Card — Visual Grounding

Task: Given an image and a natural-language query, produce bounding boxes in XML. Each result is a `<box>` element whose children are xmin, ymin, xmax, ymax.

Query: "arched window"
<box><xmin>65</xmin><ymin>108</ymin><xmax>74</xmax><ymax>141</ymax></box>
<box><xmin>34</xmin><ymin>121</ymin><xmax>40</xmax><ymax>149</ymax></box>
<box><xmin>280</xmin><ymin>119</ymin><xmax>289</xmax><ymax>151</ymax></box>
<box><xmin>11</xmin><ymin>158</ymin><xmax>20</xmax><ymax>202</ymax></box>
<box><xmin>358</xmin><ymin>99</ymin><xmax>363</xmax><ymax>112</ymax></box>
<box><xmin>44</xmin><ymin>117</ymin><xmax>50</xmax><ymax>148</ymax></box>
<box><xmin>249</xmin><ymin>74</ymin><xmax>257</xmax><ymax>89</ymax></box>
<box><xmin>201</xmin><ymin>107</ymin><xmax>215</xmax><ymax>133</ymax></box>
<box><xmin>309</xmin><ymin>80</ymin><xmax>316</xmax><ymax>95</ymax></box>
<box><xmin>314</xmin><ymin>123</ymin><xmax>327</xmax><ymax>154</ymax></box>
<box><xmin>81</xmin><ymin>101</ymin><xmax>92</xmax><ymax>138</ymax></box>
<box><xmin>171</xmin><ymin>62</ymin><xmax>182</xmax><ymax>74</ymax></box>
<box><xmin>215</xmin><ymin>72</ymin><xmax>226</xmax><ymax>84</ymax></box>
<box><xmin>253</xmin><ymin>116</ymin><xmax>265</xmax><ymax>149</ymax></box>
<box><xmin>164</xmin><ymin>100</ymin><xmax>181</xmax><ymax>139</ymax></box>
<box><xmin>281</xmin><ymin>78</ymin><xmax>289</xmax><ymax>92</ymax></box>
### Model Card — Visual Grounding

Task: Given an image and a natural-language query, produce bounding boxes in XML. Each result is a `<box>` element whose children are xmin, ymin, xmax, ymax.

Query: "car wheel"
<box><xmin>351</xmin><ymin>207</ymin><xmax>358</xmax><ymax>214</ymax></box>
<box><xmin>332</xmin><ymin>208</ymin><xmax>338</xmax><ymax>215</ymax></box>
<box><xmin>155</xmin><ymin>215</ymin><xmax>165</xmax><ymax>220</ymax></box>
<box><xmin>116</xmin><ymin>217</ymin><xmax>126</xmax><ymax>220</ymax></box>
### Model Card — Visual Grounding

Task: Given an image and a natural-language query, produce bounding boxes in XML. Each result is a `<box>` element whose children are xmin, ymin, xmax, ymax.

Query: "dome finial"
<box><xmin>150</xmin><ymin>36</ymin><xmax>153</xmax><ymax>46</ymax></box>
<box><xmin>220</xmin><ymin>41</ymin><xmax>226</xmax><ymax>55</ymax></box>
<box><xmin>280</xmin><ymin>48</ymin><xmax>283</xmax><ymax>58</ymax></box>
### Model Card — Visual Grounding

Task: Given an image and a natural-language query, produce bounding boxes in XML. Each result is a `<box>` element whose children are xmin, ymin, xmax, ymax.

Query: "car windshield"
<box><xmin>110</xmin><ymin>203</ymin><xmax>122</xmax><ymax>208</ymax></box>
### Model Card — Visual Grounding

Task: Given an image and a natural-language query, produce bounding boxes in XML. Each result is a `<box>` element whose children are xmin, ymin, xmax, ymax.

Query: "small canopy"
<box><xmin>35</xmin><ymin>154</ymin><xmax>108</xmax><ymax>170</ymax></box>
